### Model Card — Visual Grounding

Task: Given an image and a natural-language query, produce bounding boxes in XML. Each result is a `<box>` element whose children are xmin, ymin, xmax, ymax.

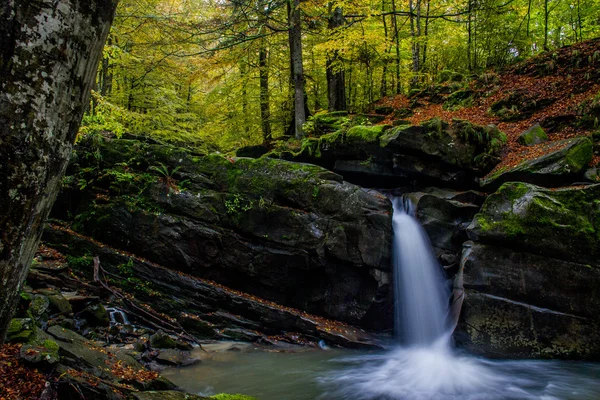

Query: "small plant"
<box><xmin>312</xmin><ymin>186</ymin><xmax>320</xmax><ymax>199</ymax></box>
<box><xmin>148</xmin><ymin>162</ymin><xmax>182</xmax><ymax>193</ymax></box>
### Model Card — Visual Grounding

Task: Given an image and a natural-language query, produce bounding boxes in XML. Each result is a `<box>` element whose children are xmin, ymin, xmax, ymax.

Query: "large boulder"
<box><xmin>456</xmin><ymin>182</ymin><xmax>600</xmax><ymax>359</ymax></box>
<box><xmin>480</xmin><ymin>137</ymin><xmax>593</xmax><ymax>190</ymax></box>
<box><xmin>52</xmin><ymin>136</ymin><xmax>393</xmax><ymax>330</ymax></box>
<box><xmin>468</xmin><ymin>182</ymin><xmax>600</xmax><ymax>265</ymax></box>
<box><xmin>456</xmin><ymin>242</ymin><xmax>600</xmax><ymax>359</ymax></box>
<box><xmin>288</xmin><ymin>118</ymin><xmax>506</xmax><ymax>189</ymax></box>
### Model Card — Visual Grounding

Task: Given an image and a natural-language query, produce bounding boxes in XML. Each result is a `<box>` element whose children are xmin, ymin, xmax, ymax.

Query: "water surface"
<box><xmin>162</xmin><ymin>343</ymin><xmax>600</xmax><ymax>400</ymax></box>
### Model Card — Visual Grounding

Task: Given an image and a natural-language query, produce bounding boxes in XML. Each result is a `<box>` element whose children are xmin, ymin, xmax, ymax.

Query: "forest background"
<box><xmin>83</xmin><ymin>0</ymin><xmax>600</xmax><ymax>152</ymax></box>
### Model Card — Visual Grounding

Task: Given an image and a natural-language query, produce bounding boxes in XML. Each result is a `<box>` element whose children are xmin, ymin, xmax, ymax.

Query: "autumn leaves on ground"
<box><xmin>377</xmin><ymin>37</ymin><xmax>600</xmax><ymax>178</ymax></box>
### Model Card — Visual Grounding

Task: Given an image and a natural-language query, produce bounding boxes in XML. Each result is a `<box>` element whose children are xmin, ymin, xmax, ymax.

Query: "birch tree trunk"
<box><xmin>0</xmin><ymin>0</ymin><xmax>118</xmax><ymax>341</ymax></box>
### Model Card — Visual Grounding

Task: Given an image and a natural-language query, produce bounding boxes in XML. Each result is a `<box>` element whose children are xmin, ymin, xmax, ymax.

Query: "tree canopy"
<box><xmin>83</xmin><ymin>0</ymin><xmax>600</xmax><ymax>151</ymax></box>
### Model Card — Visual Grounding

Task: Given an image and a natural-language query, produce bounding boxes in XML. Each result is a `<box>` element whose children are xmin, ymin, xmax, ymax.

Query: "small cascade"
<box><xmin>106</xmin><ymin>307</ymin><xmax>130</xmax><ymax>325</ymax></box>
<box><xmin>391</xmin><ymin>196</ymin><xmax>450</xmax><ymax>345</ymax></box>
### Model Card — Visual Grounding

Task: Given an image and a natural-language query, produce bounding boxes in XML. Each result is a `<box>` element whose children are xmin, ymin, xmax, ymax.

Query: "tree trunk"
<box><xmin>259</xmin><ymin>45</ymin><xmax>272</xmax><ymax>143</ymax></box>
<box><xmin>289</xmin><ymin>0</ymin><xmax>306</xmax><ymax>139</ymax></box>
<box><xmin>326</xmin><ymin>6</ymin><xmax>347</xmax><ymax>112</ymax></box>
<box><xmin>0</xmin><ymin>0</ymin><xmax>118</xmax><ymax>341</ymax></box>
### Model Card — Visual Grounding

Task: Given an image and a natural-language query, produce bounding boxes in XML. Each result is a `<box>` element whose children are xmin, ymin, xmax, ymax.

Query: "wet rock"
<box><xmin>480</xmin><ymin>137</ymin><xmax>593</xmax><ymax>190</ymax></box>
<box><xmin>80</xmin><ymin>303</ymin><xmax>110</xmax><ymax>327</ymax></box>
<box><xmin>405</xmin><ymin>187</ymin><xmax>482</xmax><ymax>253</ymax></box>
<box><xmin>44</xmin><ymin>224</ymin><xmax>388</xmax><ymax>349</ymax></box>
<box><xmin>46</xmin><ymin>325</ymin><xmax>175</xmax><ymax>390</ymax></box>
<box><xmin>277</xmin><ymin>118</ymin><xmax>505</xmax><ymax>189</ymax></box>
<box><xmin>155</xmin><ymin>349</ymin><xmax>200</xmax><ymax>366</ymax></box>
<box><xmin>150</xmin><ymin>330</ymin><xmax>178</xmax><ymax>349</ymax></box>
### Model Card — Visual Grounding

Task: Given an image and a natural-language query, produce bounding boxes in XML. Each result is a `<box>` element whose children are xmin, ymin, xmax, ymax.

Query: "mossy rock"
<box><xmin>37</xmin><ymin>289</ymin><xmax>73</xmax><ymax>314</ymax></box>
<box><xmin>150</xmin><ymin>330</ymin><xmax>179</xmax><ymax>349</ymax></box>
<box><xmin>443</xmin><ymin>89</ymin><xmax>473</xmax><ymax>110</ymax></box>
<box><xmin>6</xmin><ymin>318</ymin><xmax>36</xmax><ymax>343</ymax></box>
<box><xmin>468</xmin><ymin>181</ymin><xmax>600</xmax><ymax>265</ymax></box>
<box><xmin>517</xmin><ymin>124</ymin><xmax>548</xmax><ymax>146</ymax></box>
<box><xmin>380</xmin><ymin>118</ymin><xmax>506</xmax><ymax>173</ymax></box>
<box><xmin>480</xmin><ymin>136</ymin><xmax>593</xmax><ymax>190</ymax></box>
<box><xmin>346</xmin><ymin>125</ymin><xmax>390</xmax><ymax>144</ymax></box>
<box><xmin>80</xmin><ymin>303</ymin><xmax>110</xmax><ymax>327</ymax></box>
<box><xmin>19</xmin><ymin>339</ymin><xmax>60</xmax><ymax>366</ymax></box>
<box><xmin>28</xmin><ymin>295</ymin><xmax>49</xmax><ymax>321</ymax></box>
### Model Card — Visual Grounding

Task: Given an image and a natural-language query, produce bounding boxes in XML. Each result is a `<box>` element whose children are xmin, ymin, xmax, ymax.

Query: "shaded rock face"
<box><xmin>455</xmin><ymin>182</ymin><xmax>600</xmax><ymax>359</ymax></box>
<box><xmin>42</xmin><ymin>225</ymin><xmax>387</xmax><ymax>349</ymax></box>
<box><xmin>53</xmin><ymin>137</ymin><xmax>393</xmax><ymax>330</ymax></box>
<box><xmin>456</xmin><ymin>242</ymin><xmax>600</xmax><ymax>359</ymax></box>
<box><xmin>480</xmin><ymin>137</ymin><xmax>593</xmax><ymax>190</ymax></box>
<box><xmin>287</xmin><ymin>118</ymin><xmax>505</xmax><ymax>189</ymax></box>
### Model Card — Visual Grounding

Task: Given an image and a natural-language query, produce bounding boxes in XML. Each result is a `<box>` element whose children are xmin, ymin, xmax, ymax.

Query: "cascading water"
<box><xmin>392</xmin><ymin>196</ymin><xmax>449</xmax><ymax>345</ymax></box>
<box><xmin>318</xmin><ymin>195</ymin><xmax>600</xmax><ymax>400</ymax></box>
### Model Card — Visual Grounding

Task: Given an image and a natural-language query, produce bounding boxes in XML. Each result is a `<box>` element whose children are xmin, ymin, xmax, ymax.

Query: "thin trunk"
<box><xmin>391</xmin><ymin>0</ymin><xmax>401</xmax><ymax>93</ymax></box>
<box><xmin>290</xmin><ymin>0</ymin><xmax>306</xmax><ymax>139</ymax></box>
<box><xmin>467</xmin><ymin>0</ymin><xmax>472</xmax><ymax>71</ymax></box>
<box><xmin>381</xmin><ymin>0</ymin><xmax>390</xmax><ymax>98</ymax></box>
<box><xmin>422</xmin><ymin>0</ymin><xmax>430</xmax><ymax>70</ymax></box>
<box><xmin>577</xmin><ymin>0</ymin><xmax>582</xmax><ymax>41</ymax></box>
<box><xmin>259</xmin><ymin>44</ymin><xmax>272</xmax><ymax>142</ymax></box>
<box><xmin>526</xmin><ymin>0</ymin><xmax>532</xmax><ymax>38</ymax></box>
<box><xmin>544</xmin><ymin>0</ymin><xmax>549</xmax><ymax>50</ymax></box>
<box><xmin>100</xmin><ymin>38</ymin><xmax>113</xmax><ymax>96</ymax></box>
<box><xmin>0</xmin><ymin>0</ymin><xmax>118</xmax><ymax>341</ymax></box>
<box><xmin>240</xmin><ymin>61</ymin><xmax>250</xmax><ymax>136</ymax></box>
<box><xmin>327</xmin><ymin>5</ymin><xmax>346</xmax><ymax>111</ymax></box>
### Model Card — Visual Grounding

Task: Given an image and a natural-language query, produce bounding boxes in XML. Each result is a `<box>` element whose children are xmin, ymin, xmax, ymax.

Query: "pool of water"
<box><xmin>162</xmin><ymin>342</ymin><xmax>600</xmax><ymax>400</ymax></box>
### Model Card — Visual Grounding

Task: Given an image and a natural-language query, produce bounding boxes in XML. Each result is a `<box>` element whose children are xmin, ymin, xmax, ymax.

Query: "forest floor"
<box><xmin>376</xmin><ymin>37</ymin><xmax>600</xmax><ymax>177</ymax></box>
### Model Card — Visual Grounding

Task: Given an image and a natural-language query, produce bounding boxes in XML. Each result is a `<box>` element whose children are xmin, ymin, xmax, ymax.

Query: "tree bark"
<box><xmin>259</xmin><ymin>44</ymin><xmax>272</xmax><ymax>143</ymax></box>
<box><xmin>326</xmin><ymin>5</ymin><xmax>346</xmax><ymax>112</ymax></box>
<box><xmin>289</xmin><ymin>0</ymin><xmax>306</xmax><ymax>139</ymax></box>
<box><xmin>0</xmin><ymin>0</ymin><xmax>118</xmax><ymax>341</ymax></box>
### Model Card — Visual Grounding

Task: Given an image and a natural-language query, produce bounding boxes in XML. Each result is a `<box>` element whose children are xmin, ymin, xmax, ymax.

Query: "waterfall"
<box><xmin>392</xmin><ymin>196</ymin><xmax>450</xmax><ymax>345</ymax></box>
<box><xmin>106</xmin><ymin>306</ymin><xmax>130</xmax><ymax>325</ymax></box>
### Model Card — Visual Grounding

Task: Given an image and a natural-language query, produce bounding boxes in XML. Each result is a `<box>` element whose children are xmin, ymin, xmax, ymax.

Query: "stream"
<box><xmin>164</xmin><ymin>196</ymin><xmax>600</xmax><ymax>400</ymax></box>
<box><xmin>162</xmin><ymin>343</ymin><xmax>600</xmax><ymax>400</ymax></box>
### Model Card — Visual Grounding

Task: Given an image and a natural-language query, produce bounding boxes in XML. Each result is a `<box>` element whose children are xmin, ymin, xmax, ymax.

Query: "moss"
<box><xmin>6</xmin><ymin>318</ymin><xmax>35</xmax><ymax>343</ymax></box>
<box><xmin>210</xmin><ymin>395</ymin><xmax>257</xmax><ymax>400</ymax></box>
<box><xmin>518</xmin><ymin>124</ymin><xmax>548</xmax><ymax>146</ymax></box>
<box><xmin>564</xmin><ymin>137</ymin><xmax>593</xmax><ymax>172</ymax></box>
<box><xmin>443</xmin><ymin>89</ymin><xmax>474</xmax><ymax>110</ymax></box>
<box><xmin>473</xmin><ymin>182</ymin><xmax>600</xmax><ymax>259</ymax></box>
<box><xmin>420</xmin><ymin>117</ymin><xmax>447</xmax><ymax>136</ymax></box>
<box><xmin>42</xmin><ymin>339</ymin><xmax>60</xmax><ymax>357</ymax></box>
<box><xmin>346</xmin><ymin>125</ymin><xmax>389</xmax><ymax>143</ymax></box>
